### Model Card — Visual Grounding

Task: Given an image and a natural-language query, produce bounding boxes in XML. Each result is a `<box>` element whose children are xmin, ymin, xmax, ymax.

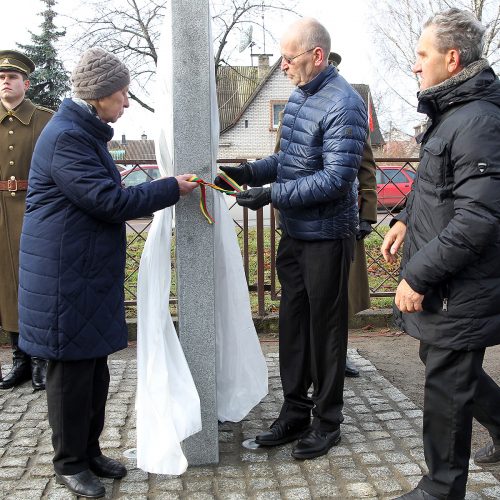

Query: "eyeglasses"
<box><xmin>282</xmin><ymin>47</ymin><xmax>315</xmax><ymax>65</ymax></box>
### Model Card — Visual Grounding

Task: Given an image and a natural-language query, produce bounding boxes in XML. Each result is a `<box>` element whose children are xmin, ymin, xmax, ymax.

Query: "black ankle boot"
<box><xmin>31</xmin><ymin>357</ymin><xmax>47</xmax><ymax>391</ymax></box>
<box><xmin>0</xmin><ymin>333</ymin><xmax>31</xmax><ymax>389</ymax></box>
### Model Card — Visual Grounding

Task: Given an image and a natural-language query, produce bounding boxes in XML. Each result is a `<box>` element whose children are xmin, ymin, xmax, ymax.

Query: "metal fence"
<box><xmin>119</xmin><ymin>158</ymin><xmax>419</xmax><ymax>317</ymax></box>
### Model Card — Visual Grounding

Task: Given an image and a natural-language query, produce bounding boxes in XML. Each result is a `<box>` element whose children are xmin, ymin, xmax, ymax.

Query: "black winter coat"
<box><xmin>398</xmin><ymin>64</ymin><xmax>500</xmax><ymax>350</ymax></box>
<box><xmin>18</xmin><ymin>98</ymin><xmax>180</xmax><ymax>360</ymax></box>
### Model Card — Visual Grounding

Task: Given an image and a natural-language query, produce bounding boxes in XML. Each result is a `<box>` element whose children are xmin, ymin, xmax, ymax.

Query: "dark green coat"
<box><xmin>0</xmin><ymin>99</ymin><xmax>52</xmax><ymax>332</ymax></box>
<box><xmin>348</xmin><ymin>137</ymin><xmax>377</xmax><ymax>317</ymax></box>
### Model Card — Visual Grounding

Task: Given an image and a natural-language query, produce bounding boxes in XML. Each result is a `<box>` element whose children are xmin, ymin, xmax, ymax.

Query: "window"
<box><xmin>270</xmin><ymin>100</ymin><xmax>287</xmax><ymax>130</ymax></box>
<box><xmin>392</xmin><ymin>172</ymin><xmax>410</xmax><ymax>183</ymax></box>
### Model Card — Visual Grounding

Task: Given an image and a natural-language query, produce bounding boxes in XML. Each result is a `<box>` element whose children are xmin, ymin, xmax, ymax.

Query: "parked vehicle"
<box><xmin>376</xmin><ymin>165</ymin><xmax>416</xmax><ymax>210</ymax></box>
<box><xmin>120</xmin><ymin>165</ymin><xmax>160</xmax><ymax>187</ymax></box>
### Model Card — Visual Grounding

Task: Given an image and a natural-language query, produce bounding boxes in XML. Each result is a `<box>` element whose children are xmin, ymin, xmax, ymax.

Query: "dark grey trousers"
<box><xmin>418</xmin><ymin>342</ymin><xmax>500</xmax><ymax>499</ymax></box>
<box><xmin>276</xmin><ymin>234</ymin><xmax>354</xmax><ymax>432</ymax></box>
<box><xmin>46</xmin><ymin>356</ymin><xmax>110</xmax><ymax>475</ymax></box>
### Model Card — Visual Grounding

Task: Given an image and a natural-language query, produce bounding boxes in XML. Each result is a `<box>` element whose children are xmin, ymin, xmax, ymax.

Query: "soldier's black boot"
<box><xmin>0</xmin><ymin>333</ymin><xmax>31</xmax><ymax>389</ymax></box>
<box><xmin>31</xmin><ymin>357</ymin><xmax>47</xmax><ymax>391</ymax></box>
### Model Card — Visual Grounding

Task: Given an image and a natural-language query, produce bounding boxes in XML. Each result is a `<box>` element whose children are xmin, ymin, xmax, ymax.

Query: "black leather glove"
<box><xmin>214</xmin><ymin>163</ymin><xmax>253</xmax><ymax>190</ymax></box>
<box><xmin>235</xmin><ymin>187</ymin><xmax>272</xmax><ymax>211</ymax></box>
<box><xmin>356</xmin><ymin>219</ymin><xmax>373</xmax><ymax>240</ymax></box>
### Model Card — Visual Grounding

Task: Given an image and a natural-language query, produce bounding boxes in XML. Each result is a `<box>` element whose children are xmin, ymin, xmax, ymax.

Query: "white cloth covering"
<box><xmin>135</xmin><ymin>3</ymin><xmax>268</xmax><ymax>475</ymax></box>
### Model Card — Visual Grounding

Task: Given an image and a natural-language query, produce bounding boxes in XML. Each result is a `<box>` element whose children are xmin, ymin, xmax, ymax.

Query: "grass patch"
<box><xmin>125</xmin><ymin>224</ymin><xmax>398</xmax><ymax>317</ymax></box>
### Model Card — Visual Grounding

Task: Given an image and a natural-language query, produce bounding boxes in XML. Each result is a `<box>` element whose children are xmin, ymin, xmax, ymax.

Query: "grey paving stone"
<box><xmin>359</xmin><ymin>453</ymin><xmax>382</xmax><ymax>465</ymax></box>
<box><xmin>401</xmin><ymin>437</ymin><xmax>424</xmax><ymax>449</ymax></box>
<box><xmin>273</xmin><ymin>462</ymin><xmax>302</xmax><ymax>476</ymax></box>
<box><xmin>154</xmin><ymin>477</ymin><xmax>183</xmax><ymax>491</ymax></box>
<box><xmin>255</xmin><ymin>492</ymin><xmax>282</xmax><ymax>500</ymax></box>
<box><xmin>374</xmin><ymin>478</ymin><xmax>404</xmax><ymax>494</ymax></box>
<box><xmin>247</xmin><ymin>463</ymin><xmax>275</xmax><ymax>477</ymax></box>
<box><xmin>338</xmin><ymin>468</ymin><xmax>368</xmax><ymax>481</ymax></box>
<box><xmin>281</xmin><ymin>487</ymin><xmax>312</xmax><ymax>499</ymax></box>
<box><xmin>277</xmin><ymin>474</ymin><xmax>308</xmax><ymax>488</ymax></box>
<box><xmin>393</xmin><ymin>429</ymin><xmax>419</xmax><ymax>438</ymax></box>
<box><xmin>482</xmin><ymin>485</ymin><xmax>500</xmax><ymax>498</ymax></box>
<box><xmin>0</xmin><ymin>456</ymin><xmax>29</xmax><ymax>467</ymax></box>
<box><xmin>248</xmin><ymin>476</ymin><xmax>279</xmax><ymax>491</ymax></box>
<box><xmin>468</xmin><ymin>472</ymin><xmax>499</xmax><ymax>485</ymax></box>
<box><xmin>310</xmin><ymin>482</ymin><xmax>340</xmax><ymax>497</ymax></box>
<box><xmin>346</xmin><ymin>482</ymin><xmax>377</xmax><ymax>498</ymax></box>
<box><xmin>367</xmin><ymin>466</ymin><xmax>392</xmax><ymax>478</ymax></box>
<box><xmin>0</xmin><ymin>467</ymin><xmax>25</xmax><ymax>480</ymax></box>
<box><xmin>14</xmin><ymin>477</ymin><xmax>49</xmax><ymax>490</ymax></box>
<box><xmin>301</xmin><ymin>457</ymin><xmax>329</xmax><ymax>472</ymax></box>
<box><xmin>394</xmin><ymin>463</ymin><xmax>422</xmax><ymax>476</ymax></box>
<box><xmin>118</xmin><ymin>481</ymin><xmax>149</xmax><ymax>494</ymax></box>
<box><xmin>376</xmin><ymin>411</ymin><xmax>403</xmax><ymax>421</ymax></box>
<box><xmin>372</xmin><ymin>439</ymin><xmax>396</xmax><ymax>451</ymax></box>
<box><xmin>386</xmin><ymin>419</ymin><xmax>413</xmax><ymax>430</ymax></box>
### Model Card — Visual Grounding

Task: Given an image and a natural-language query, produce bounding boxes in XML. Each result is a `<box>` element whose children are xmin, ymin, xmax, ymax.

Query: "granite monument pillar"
<box><xmin>171</xmin><ymin>0</ymin><xmax>219</xmax><ymax>465</ymax></box>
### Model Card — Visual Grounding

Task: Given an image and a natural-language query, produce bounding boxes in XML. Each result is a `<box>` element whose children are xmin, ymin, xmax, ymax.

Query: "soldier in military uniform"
<box><xmin>0</xmin><ymin>50</ymin><xmax>52</xmax><ymax>390</ymax></box>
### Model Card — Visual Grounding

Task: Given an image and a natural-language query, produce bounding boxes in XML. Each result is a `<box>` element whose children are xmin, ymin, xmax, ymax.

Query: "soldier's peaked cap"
<box><xmin>0</xmin><ymin>50</ymin><xmax>35</xmax><ymax>76</ymax></box>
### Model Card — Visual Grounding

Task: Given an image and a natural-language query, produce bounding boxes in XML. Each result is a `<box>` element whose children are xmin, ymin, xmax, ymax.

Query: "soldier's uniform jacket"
<box><xmin>0</xmin><ymin>99</ymin><xmax>53</xmax><ymax>332</ymax></box>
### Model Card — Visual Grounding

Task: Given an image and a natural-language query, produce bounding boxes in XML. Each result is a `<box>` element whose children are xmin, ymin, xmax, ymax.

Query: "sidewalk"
<box><xmin>0</xmin><ymin>344</ymin><xmax>498</xmax><ymax>499</ymax></box>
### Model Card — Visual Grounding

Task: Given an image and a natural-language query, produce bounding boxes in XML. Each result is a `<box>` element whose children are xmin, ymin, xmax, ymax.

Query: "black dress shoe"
<box><xmin>291</xmin><ymin>427</ymin><xmax>341</xmax><ymax>459</ymax></box>
<box><xmin>0</xmin><ymin>351</ymin><xmax>31</xmax><ymax>389</ymax></box>
<box><xmin>255</xmin><ymin>418</ymin><xmax>310</xmax><ymax>446</ymax></box>
<box><xmin>394</xmin><ymin>487</ymin><xmax>440</xmax><ymax>499</ymax></box>
<box><xmin>474</xmin><ymin>440</ymin><xmax>500</xmax><ymax>464</ymax></box>
<box><xmin>345</xmin><ymin>356</ymin><xmax>360</xmax><ymax>378</ymax></box>
<box><xmin>55</xmin><ymin>469</ymin><xmax>105</xmax><ymax>498</ymax></box>
<box><xmin>89</xmin><ymin>454</ymin><xmax>127</xmax><ymax>479</ymax></box>
<box><xmin>31</xmin><ymin>357</ymin><xmax>47</xmax><ymax>391</ymax></box>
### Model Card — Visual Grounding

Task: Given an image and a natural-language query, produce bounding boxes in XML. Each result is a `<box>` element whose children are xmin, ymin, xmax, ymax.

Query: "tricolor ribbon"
<box><xmin>189</xmin><ymin>172</ymin><xmax>243</xmax><ymax>224</ymax></box>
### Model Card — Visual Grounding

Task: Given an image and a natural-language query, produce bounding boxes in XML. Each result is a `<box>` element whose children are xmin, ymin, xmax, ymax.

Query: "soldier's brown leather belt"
<box><xmin>0</xmin><ymin>179</ymin><xmax>29</xmax><ymax>192</ymax></box>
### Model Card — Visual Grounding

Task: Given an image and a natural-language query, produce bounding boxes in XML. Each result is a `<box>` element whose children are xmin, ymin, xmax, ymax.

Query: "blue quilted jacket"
<box><xmin>251</xmin><ymin>65</ymin><xmax>367</xmax><ymax>240</ymax></box>
<box><xmin>18</xmin><ymin>98</ymin><xmax>180</xmax><ymax>360</ymax></box>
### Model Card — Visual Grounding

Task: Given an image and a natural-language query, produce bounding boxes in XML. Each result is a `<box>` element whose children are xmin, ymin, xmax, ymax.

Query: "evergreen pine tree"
<box><xmin>17</xmin><ymin>0</ymin><xmax>70</xmax><ymax>110</ymax></box>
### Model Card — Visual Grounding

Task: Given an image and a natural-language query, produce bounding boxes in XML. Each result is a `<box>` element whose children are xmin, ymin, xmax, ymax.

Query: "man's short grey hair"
<box><xmin>300</xmin><ymin>19</ymin><xmax>331</xmax><ymax>55</ymax></box>
<box><xmin>424</xmin><ymin>8</ymin><xmax>485</xmax><ymax>67</ymax></box>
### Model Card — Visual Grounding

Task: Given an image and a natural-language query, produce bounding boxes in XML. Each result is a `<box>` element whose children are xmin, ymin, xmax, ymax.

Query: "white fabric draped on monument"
<box><xmin>135</xmin><ymin>6</ymin><xmax>268</xmax><ymax>475</ymax></box>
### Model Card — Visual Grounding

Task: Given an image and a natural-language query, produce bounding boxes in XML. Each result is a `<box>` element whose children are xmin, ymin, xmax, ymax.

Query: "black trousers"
<box><xmin>418</xmin><ymin>342</ymin><xmax>500</xmax><ymax>499</ymax></box>
<box><xmin>276</xmin><ymin>234</ymin><xmax>353</xmax><ymax>432</ymax></box>
<box><xmin>46</xmin><ymin>357</ymin><xmax>110</xmax><ymax>475</ymax></box>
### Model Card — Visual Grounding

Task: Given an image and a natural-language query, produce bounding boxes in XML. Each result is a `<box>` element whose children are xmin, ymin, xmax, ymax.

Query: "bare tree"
<box><xmin>370</xmin><ymin>0</ymin><xmax>499</xmax><ymax>132</ymax></box>
<box><xmin>67</xmin><ymin>0</ymin><xmax>298</xmax><ymax>112</ymax></box>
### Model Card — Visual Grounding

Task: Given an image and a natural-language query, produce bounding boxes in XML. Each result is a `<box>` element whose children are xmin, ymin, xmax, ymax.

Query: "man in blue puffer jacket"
<box><xmin>215</xmin><ymin>17</ymin><xmax>367</xmax><ymax>460</ymax></box>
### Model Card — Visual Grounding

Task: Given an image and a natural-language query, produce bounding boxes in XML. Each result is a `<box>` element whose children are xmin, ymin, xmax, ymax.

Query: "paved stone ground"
<box><xmin>0</xmin><ymin>348</ymin><xmax>498</xmax><ymax>499</ymax></box>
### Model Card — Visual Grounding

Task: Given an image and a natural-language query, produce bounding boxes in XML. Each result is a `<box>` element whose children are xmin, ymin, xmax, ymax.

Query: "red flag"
<box><xmin>368</xmin><ymin>92</ymin><xmax>374</xmax><ymax>132</ymax></box>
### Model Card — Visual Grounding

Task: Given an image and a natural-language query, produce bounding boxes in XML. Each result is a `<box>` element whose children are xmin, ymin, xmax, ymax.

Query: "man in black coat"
<box><xmin>381</xmin><ymin>8</ymin><xmax>500</xmax><ymax>500</ymax></box>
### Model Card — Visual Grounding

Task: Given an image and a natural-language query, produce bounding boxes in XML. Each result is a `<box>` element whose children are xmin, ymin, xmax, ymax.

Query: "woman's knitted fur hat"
<box><xmin>71</xmin><ymin>47</ymin><xmax>130</xmax><ymax>100</ymax></box>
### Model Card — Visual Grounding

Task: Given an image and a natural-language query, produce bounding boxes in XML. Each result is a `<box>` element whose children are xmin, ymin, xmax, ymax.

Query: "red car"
<box><xmin>120</xmin><ymin>165</ymin><xmax>160</xmax><ymax>187</ymax></box>
<box><xmin>376</xmin><ymin>165</ymin><xmax>416</xmax><ymax>210</ymax></box>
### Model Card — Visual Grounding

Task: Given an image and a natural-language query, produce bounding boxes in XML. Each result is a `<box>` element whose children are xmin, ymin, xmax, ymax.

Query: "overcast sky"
<box><xmin>2</xmin><ymin>0</ymin><xmax>395</xmax><ymax>140</ymax></box>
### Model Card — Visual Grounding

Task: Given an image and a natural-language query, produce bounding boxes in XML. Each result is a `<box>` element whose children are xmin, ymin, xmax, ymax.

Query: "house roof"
<box><xmin>217</xmin><ymin>59</ymin><xmax>281</xmax><ymax>133</ymax></box>
<box><xmin>217</xmin><ymin>58</ymin><xmax>385</xmax><ymax>147</ymax></box>
<box><xmin>108</xmin><ymin>139</ymin><xmax>156</xmax><ymax>162</ymax></box>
